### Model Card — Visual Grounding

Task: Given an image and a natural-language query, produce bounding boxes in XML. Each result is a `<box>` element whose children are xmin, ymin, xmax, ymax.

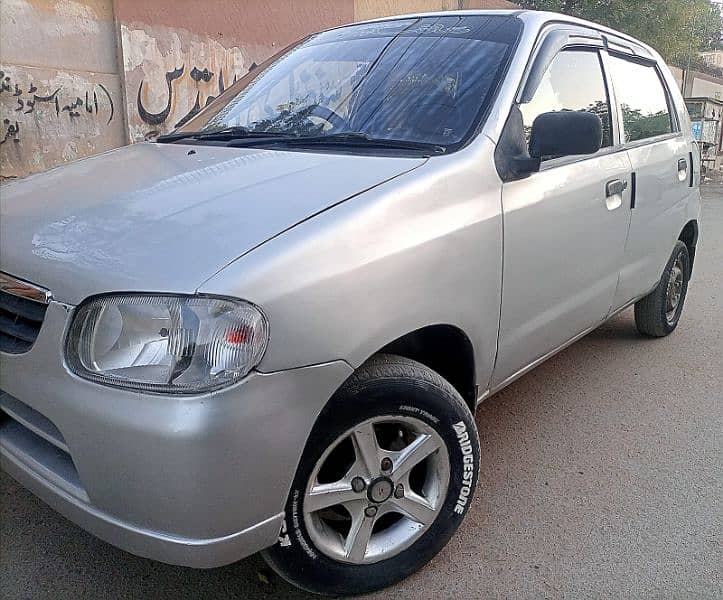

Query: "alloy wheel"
<box><xmin>666</xmin><ymin>253</ymin><xmax>685</xmax><ymax>324</ymax></box>
<box><xmin>303</xmin><ymin>415</ymin><xmax>450</xmax><ymax>565</ymax></box>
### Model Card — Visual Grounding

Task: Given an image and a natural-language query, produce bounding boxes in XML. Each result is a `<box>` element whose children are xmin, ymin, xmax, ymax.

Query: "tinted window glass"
<box><xmin>177</xmin><ymin>16</ymin><xmax>522</xmax><ymax>149</ymax></box>
<box><xmin>520</xmin><ymin>50</ymin><xmax>612</xmax><ymax>155</ymax></box>
<box><xmin>608</xmin><ymin>56</ymin><xmax>673</xmax><ymax>142</ymax></box>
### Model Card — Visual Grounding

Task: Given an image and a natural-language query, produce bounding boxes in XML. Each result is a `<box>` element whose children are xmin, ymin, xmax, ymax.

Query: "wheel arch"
<box><xmin>365</xmin><ymin>324</ymin><xmax>478</xmax><ymax>413</ymax></box>
<box><xmin>678</xmin><ymin>220</ymin><xmax>699</xmax><ymax>274</ymax></box>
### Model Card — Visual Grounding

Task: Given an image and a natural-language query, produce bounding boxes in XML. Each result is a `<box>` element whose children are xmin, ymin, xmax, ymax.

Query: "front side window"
<box><xmin>520</xmin><ymin>49</ymin><xmax>613</xmax><ymax>156</ymax></box>
<box><xmin>175</xmin><ymin>15</ymin><xmax>522</xmax><ymax>151</ymax></box>
<box><xmin>607</xmin><ymin>55</ymin><xmax>673</xmax><ymax>143</ymax></box>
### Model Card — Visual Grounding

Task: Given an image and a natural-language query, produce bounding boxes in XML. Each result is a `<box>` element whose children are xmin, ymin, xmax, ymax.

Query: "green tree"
<box><xmin>516</xmin><ymin>0</ymin><xmax>722</xmax><ymax>61</ymax></box>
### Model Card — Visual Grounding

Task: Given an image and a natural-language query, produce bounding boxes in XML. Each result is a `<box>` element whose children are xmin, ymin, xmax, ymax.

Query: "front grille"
<box><xmin>0</xmin><ymin>274</ymin><xmax>50</xmax><ymax>354</ymax></box>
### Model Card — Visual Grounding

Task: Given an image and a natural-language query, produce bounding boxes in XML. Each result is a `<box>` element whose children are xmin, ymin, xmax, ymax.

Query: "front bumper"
<box><xmin>0</xmin><ymin>301</ymin><xmax>352</xmax><ymax>567</ymax></box>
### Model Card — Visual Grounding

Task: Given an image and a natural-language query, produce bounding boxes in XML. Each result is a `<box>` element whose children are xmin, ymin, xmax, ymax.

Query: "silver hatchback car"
<box><xmin>1</xmin><ymin>9</ymin><xmax>701</xmax><ymax>596</ymax></box>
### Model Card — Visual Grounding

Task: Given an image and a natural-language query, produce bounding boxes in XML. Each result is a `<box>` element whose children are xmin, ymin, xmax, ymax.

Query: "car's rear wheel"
<box><xmin>634</xmin><ymin>241</ymin><xmax>691</xmax><ymax>337</ymax></box>
<box><xmin>262</xmin><ymin>354</ymin><xmax>480</xmax><ymax>596</ymax></box>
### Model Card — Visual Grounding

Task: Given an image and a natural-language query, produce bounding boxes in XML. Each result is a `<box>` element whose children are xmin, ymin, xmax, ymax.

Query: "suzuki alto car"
<box><xmin>0</xmin><ymin>10</ymin><xmax>700</xmax><ymax>596</ymax></box>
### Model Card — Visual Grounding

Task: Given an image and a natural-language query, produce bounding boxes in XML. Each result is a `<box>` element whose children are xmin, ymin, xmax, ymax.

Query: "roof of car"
<box><xmin>348</xmin><ymin>9</ymin><xmax>658</xmax><ymax>58</ymax></box>
<box><xmin>352</xmin><ymin>9</ymin><xmax>520</xmax><ymax>23</ymax></box>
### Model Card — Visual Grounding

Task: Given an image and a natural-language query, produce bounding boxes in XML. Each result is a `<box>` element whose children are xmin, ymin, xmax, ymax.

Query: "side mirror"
<box><xmin>529</xmin><ymin>111</ymin><xmax>603</xmax><ymax>160</ymax></box>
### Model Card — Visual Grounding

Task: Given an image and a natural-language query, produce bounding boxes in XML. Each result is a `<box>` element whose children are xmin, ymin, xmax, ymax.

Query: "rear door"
<box><xmin>492</xmin><ymin>47</ymin><xmax>633</xmax><ymax>387</ymax></box>
<box><xmin>606</xmin><ymin>54</ymin><xmax>693</xmax><ymax>308</ymax></box>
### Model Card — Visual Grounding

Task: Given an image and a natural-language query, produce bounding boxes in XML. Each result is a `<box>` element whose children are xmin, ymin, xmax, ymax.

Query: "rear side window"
<box><xmin>520</xmin><ymin>49</ymin><xmax>613</xmax><ymax>155</ymax></box>
<box><xmin>608</xmin><ymin>56</ymin><xmax>673</xmax><ymax>143</ymax></box>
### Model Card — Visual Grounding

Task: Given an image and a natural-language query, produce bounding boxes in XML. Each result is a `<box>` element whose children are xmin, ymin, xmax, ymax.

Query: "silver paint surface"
<box><xmin>0</xmin><ymin>142</ymin><xmax>425</xmax><ymax>304</ymax></box>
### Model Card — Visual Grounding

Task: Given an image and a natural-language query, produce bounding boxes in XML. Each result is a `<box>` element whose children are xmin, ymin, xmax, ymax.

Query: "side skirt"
<box><xmin>475</xmin><ymin>289</ymin><xmax>655</xmax><ymax>408</ymax></box>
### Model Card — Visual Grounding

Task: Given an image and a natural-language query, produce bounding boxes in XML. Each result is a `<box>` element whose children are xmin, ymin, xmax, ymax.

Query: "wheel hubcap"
<box><xmin>666</xmin><ymin>254</ymin><xmax>685</xmax><ymax>324</ymax></box>
<box><xmin>303</xmin><ymin>415</ymin><xmax>449</xmax><ymax>565</ymax></box>
<box><xmin>367</xmin><ymin>477</ymin><xmax>394</xmax><ymax>503</ymax></box>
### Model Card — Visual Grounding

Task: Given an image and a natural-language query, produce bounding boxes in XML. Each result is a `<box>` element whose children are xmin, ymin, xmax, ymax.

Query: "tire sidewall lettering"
<box><xmin>392</xmin><ymin>406</ymin><xmax>479</xmax><ymax>518</ymax></box>
<box><xmin>398</xmin><ymin>404</ymin><xmax>439</xmax><ymax>423</ymax></box>
<box><xmin>287</xmin><ymin>489</ymin><xmax>318</xmax><ymax>559</ymax></box>
<box><xmin>451</xmin><ymin>420</ymin><xmax>476</xmax><ymax>516</ymax></box>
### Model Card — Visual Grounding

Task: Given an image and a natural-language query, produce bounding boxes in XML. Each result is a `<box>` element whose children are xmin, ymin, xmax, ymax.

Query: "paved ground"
<box><xmin>2</xmin><ymin>184</ymin><xmax>722</xmax><ymax>599</ymax></box>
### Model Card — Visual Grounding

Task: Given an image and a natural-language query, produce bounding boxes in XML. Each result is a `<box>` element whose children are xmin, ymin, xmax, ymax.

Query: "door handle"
<box><xmin>605</xmin><ymin>179</ymin><xmax>627</xmax><ymax>210</ymax></box>
<box><xmin>677</xmin><ymin>157</ymin><xmax>688</xmax><ymax>182</ymax></box>
<box><xmin>606</xmin><ymin>179</ymin><xmax>628</xmax><ymax>197</ymax></box>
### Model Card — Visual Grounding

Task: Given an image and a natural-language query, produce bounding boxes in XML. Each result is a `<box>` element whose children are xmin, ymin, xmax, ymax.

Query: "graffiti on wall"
<box><xmin>0</xmin><ymin>65</ymin><xmax>125</xmax><ymax>178</ymax></box>
<box><xmin>136</xmin><ymin>63</ymin><xmax>241</xmax><ymax>129</ymax></box>
<box><xmin>2</xmin><ymin>119</ymin><xmax>20</xmax><ymax>144</ymax></box>
<box><xmin>121</xmin><ymin>24</ymin><xmax>250</xmax><ymax>141</ymax></box>
<box><xmin>0</xmin><ymin>69</ymin><xmax>115</xmax><ymax>145</ymax></box>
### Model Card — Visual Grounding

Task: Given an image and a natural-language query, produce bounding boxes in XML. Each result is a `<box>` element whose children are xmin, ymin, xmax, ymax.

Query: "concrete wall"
<box><xmin>355</xmin><ymin>0</ymin><xmax>514</xmax><ymax>20</ymax></box>
<box><xmin>1</xmin><ymin>0</ymin><xmax>516</xmax><ymax>177</ymax></box>
<box><xmin>672</xmin><ymin>66</ymin><xmax>723</xmax><ymax>103</ymax></box>
<box><xmin>691</xmin><ymin>74</ymin><xmax>723</xmax><ymax>102</ymax></box>
<box><xmin>0</xmin><ymin>0</ymin><xmax>126</xmax><ymax>177</ymax></box>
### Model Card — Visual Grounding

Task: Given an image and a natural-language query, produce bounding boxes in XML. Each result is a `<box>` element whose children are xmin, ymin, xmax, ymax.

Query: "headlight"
<box><xmin>66</xmin><ymin>294</ymin><xmax>268</xmax><ymax>393</ymax></box>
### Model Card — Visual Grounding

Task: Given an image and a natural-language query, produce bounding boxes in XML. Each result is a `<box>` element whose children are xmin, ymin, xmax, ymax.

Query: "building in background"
<box><xmin>687</xmin><ymin>97</ymin><xmax>723</xmax><ymax>172</ymax></box>
<box><xmin>0</xmin><ymin>0</ymin><xmax>515</xmax><ymax>179</ymax></box>
<box><xmin>670</xmin><ymin>63</ymin><xmax>723</xmax><ymax>172</ymax></box>
<box><xmin>700</xmin><ymin>49</ymin><xmax>723</xmax><ymax>69</ymax></box>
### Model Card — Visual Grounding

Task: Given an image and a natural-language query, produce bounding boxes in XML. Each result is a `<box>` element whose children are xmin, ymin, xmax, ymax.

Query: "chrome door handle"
<box><xmin>606</xmin><ymin>179</ymin><xmax>628</xmax><ymax>197</ymax></box>
<box><xmin>677</xmin><ymin>158</ymin><xmax>688</xmax><ymax>182</ymax></box>
<box><xmin>605</xmin><ymin>179</ymin><xmax>627</xmax><ymax>210</ymax></box>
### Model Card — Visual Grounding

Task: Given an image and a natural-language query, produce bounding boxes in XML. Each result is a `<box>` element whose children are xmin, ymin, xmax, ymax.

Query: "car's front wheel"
<box><xmin>262</xmin><ymin>354</ymin><xmax>480</xmax><ymax>596</ymax></box>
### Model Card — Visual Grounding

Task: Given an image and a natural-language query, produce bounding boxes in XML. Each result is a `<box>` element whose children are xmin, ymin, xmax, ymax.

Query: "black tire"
<box><xmin>634</xmin><ymin>241</ymin><xmax>691</xmax><ymax>337</ymax></box>
<box><xmin>262</xmin><ymin>354</ymin><xmax>480</xmax><ymax>596</ymax></box>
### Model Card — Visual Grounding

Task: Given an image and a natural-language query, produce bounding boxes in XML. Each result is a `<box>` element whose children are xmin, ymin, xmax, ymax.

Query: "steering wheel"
<box><xmin>307</xmin><ymin>104</ymin><xmax>349</xmax><ymax>131</ymax></box>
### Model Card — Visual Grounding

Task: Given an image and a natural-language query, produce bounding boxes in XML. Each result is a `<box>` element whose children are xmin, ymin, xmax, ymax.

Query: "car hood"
<box><xmin>1</xmin><ymin>143</ymin><xmax>425</xmax><ymax>304</ymax></box>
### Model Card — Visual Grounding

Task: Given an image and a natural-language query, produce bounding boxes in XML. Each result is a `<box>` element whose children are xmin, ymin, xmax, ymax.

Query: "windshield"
<box><xmin>174</xmin><ymin>15</ymin><xmax>522</xmax><ymax>150</ymax></box>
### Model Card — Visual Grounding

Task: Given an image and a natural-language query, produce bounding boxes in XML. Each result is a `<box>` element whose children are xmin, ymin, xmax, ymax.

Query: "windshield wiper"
<box><xmin>156</xmin><ymin>126</ymin><xmax>291</xmax><ymax>143</ymax></box>
<box><xmin>226</xmin><ymin>132</ymin><xmax>446</xmax><ymax>154</ymax></box>
<box><xmin>158</xmin><ymin>129</ymin><xmax>446</xmax><ymax>154</ymax></box>
<box><xmin>195</xmin><ymin>126</ymin><xmax>301</xmax><ymax>141</ymax></box>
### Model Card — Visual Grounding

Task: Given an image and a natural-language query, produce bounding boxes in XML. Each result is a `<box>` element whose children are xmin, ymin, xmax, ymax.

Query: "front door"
<box><xmin>492</xmin><ymin>48</ymin><xmax>632</xmax><ymax>387</ymax></box>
